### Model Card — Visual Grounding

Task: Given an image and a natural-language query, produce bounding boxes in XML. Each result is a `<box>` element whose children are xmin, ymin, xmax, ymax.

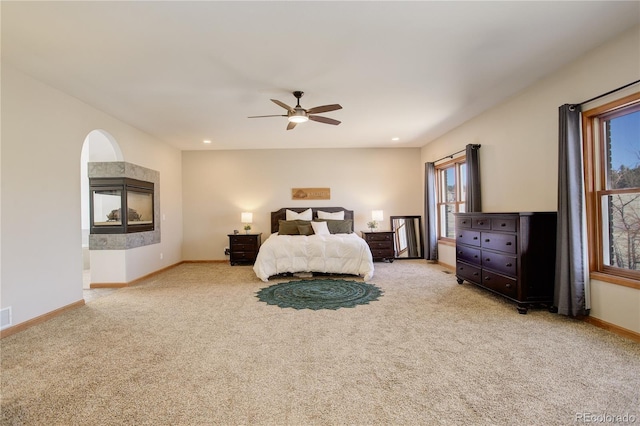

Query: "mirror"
<box><xmin>390</xmin><ymin>216</ymin><xmax>423</xmax><ymax>259</ymax></box>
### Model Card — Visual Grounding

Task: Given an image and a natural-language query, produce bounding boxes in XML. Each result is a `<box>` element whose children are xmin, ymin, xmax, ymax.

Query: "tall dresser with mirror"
<box><xmin>454</xmin><ymin>212</ymin><xmax>557</xmax><ymax>314</ymax></box>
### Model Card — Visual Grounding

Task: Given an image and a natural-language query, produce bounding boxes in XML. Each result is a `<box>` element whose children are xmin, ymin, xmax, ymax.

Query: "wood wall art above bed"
<box><xmin>291</xmin><ymin>188</ymin><xmax>331</xmax><ymax>200</ymax></box>
<box><xmin>270</xmin><ymin>207</ymin><xmax>354</xmax><ymax>234</ymax></box>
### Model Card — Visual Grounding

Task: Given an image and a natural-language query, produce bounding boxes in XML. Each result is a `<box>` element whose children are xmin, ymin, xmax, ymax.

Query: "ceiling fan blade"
<box><xmin>306</xmin><ymin>104</ymin><xmax>342</xmax><ymax>114</ymax></box>
<box><xmin>271</xmin><ymin>99</ymin><xmax>295</xmax><ymax>112</ymax></box>
<box><xmin>248</xmin><ymin>114</ymin><xmax>287</xmax><ymax>118</ymax></box>
<box><xmin>309</xmin><ymin>115</ymin><xmax>341</xmax><ymax>126</ymax></box>
<box><xmin>287</xmin><ymin>121</ymin><xmax>297</xmax><ymax>130</ymax></box>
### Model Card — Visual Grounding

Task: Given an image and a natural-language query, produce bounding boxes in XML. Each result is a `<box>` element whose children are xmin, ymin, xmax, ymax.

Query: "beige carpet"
<box><xmin>1</xmin><ymin>261</ymin><xmax>639</xmax><ymax>425</ymax></box>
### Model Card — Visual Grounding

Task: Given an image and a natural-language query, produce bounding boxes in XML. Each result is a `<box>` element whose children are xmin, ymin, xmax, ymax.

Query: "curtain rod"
<box><xmin>434</xmin><ymin>144</ymin><xmax>481</xmax><ymax>164</ymax></box>
<box><xmin>578</xmin><ymin>79</ymin><xmax>640</xmax><ymax>106</ymax></box>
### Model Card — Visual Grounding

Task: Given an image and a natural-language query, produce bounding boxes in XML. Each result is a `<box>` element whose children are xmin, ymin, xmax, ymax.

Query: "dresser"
<box><xmin>454</xmin><ymin>212</ymin><xmax>556</xmax><ymax>314</ymax></box>
<box><xmin>361</xmin><ymin>231</ymin><xmax>395</xmax><ymax>262</ymax></box>
<box><xmin>228</xmin><ymin>233</ymin><xmax>262</xmax><ymax>265</ymax></box>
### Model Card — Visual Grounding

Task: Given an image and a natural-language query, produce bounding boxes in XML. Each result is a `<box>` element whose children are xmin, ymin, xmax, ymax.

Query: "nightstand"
<box><xmin>361</xmin><ymin>231</ymin><xmax>395</xmax><ymax>262</ymax></box>
<box><xmin>228</xmin><ymin>233</ymin><xmax>262</xmax><ymax>265</ymax></box>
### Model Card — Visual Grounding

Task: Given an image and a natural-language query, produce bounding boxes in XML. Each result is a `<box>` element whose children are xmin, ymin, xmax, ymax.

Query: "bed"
<box><xmin>253</xmin><ymin>207</ymin><xmax>375</xmax><ymax>282</ymax></box>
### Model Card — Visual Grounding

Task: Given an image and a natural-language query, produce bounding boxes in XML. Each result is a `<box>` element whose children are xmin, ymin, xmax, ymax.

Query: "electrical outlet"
<box><xmin>224</xmin><ymin>247</ymin><xmax>230</xmax><ymax>255</ymax></box>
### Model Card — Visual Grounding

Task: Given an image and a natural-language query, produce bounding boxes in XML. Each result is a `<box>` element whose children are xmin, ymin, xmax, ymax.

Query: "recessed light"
<box><xmin>391</xmin><ymin>137</ymin><xmax>400</xmax><ymax>141</ymax></box>
<box><xmin>203</xmin><ymin>140</ymin><xmax>212</xmax><ymax>144</ymax></box>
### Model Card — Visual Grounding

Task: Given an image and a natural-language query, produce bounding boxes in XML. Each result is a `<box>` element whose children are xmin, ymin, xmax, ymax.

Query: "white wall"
<box><xmin>420</xmin><ymin>26</ymin><xmax>640</xmax><ymax>333</ymax></box>
<box><xmin>1</xmin><ymin>65</ymin><xmax>183</xmax><ymax>327</ymax></box>
<box><xmin>182</xmin><ymin>148</ymin><xmax>422</xmax><ymax>260</ymax></box>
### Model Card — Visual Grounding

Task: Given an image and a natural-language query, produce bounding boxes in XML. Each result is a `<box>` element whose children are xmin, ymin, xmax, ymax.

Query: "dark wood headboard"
<box><xmin>270</xmin><ymin>207</ymin><xmax>354</xmax><ymax>233</ymax></box>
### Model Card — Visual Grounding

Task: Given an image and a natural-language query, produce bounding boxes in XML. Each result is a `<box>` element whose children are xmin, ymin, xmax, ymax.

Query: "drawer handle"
<box><xmin>478</xmin><ymin>221</ymin><xmax>484</xmax><ymax>225</ymax></box>
<box><xmin>485</xmin><ymin>239</ymin><xmax>490</xmax><ymax>242</ymax></box>
<box><xmin>473</xmin><ymin>236</ymin><xmax>478</xmax><ymax>240</ymax></box>
<box><xmin>458</xmin><ymin>251</ymin><xmax>463</xmax><ymax>254</ymax></box>
<box><xmin>485</xmin><ymin>258</ymin><xmax>491</xmax><ymax>262</ymax></box>
<box><xmin>458</xmin><ymin>234</ymin><xmax>463</xmax><ymax>238</ymax></box>
<box><xmin>506</xmin><ymin>263</ymin><xmax>512</xmax><ymax>267</ymax></box>
<box><xmin>500</xmin><ymin>223</ymin><xmax>506</xmax><ymax>227</ymax></box>
<box><xmin>462</xmin><ymin>220</ymin><xmax>467</xmax><ymax>224</ymax></box>
<box><xmin>484</xmin><ymin>276</ymin><xmax>490</xmax><ymax>281</ymax></box>
<box><xmin>505</xmin><ymin>242</ymin><xmax>512</xmax><ymax>246</ymax></box>
<box><xmin>473</xmin><ymin>272</ymin><xmax>479</xmax><ymax>276</ymax></box>
<box><xmin>474</xmin><ymin>255</ymin><xmax>478</xmax><ymax>258</ymax></box>
<box><xmin>505</xmin><ymin>283</ymin><xmax>512</xmax><ymax>288</ymax></box>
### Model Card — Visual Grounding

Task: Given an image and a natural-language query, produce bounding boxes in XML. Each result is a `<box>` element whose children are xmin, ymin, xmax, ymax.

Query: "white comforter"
<box><xmin>253</xmin><ymin>233</ymin><xmax>375</xmax><ymax>282</ymax></box>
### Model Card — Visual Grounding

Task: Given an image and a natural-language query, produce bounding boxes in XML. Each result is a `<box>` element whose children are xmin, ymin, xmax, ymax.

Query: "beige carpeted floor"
<box><xmin>1</xmin><ymin>261</ymin><xmax>639</xmax><ymax>425</ymax></box>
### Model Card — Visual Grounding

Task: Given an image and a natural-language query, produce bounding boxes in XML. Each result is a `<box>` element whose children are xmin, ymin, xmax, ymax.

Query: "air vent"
<box><xmin>1</xmin><ymin>307</ymin><xmax>12</xmax><ymax>330</ymax></box>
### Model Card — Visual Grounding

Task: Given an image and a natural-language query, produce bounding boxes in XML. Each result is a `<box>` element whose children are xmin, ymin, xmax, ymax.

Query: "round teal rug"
<box><xmin>256</xmin><ymin>279</ymin><xmax>383</xmax><ymax>310</ymax></box>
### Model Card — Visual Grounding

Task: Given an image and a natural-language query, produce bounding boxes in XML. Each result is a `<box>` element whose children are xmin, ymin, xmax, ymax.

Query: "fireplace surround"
<box><xmin>88</xmin><ymin>162</ymin><xmax>160</xmax><ymax>250</ymax></box>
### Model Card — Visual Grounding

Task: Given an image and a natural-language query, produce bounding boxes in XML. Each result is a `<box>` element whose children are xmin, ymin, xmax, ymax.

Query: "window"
<box><xmin>584</xmin><ymin>92</ymin><xmax>640</xmax><ymax>283</ymax></box>
<box><xmin>436</xmin><ymin>158</ymin><xmax>466</xmax><ymax>240</ymax></box>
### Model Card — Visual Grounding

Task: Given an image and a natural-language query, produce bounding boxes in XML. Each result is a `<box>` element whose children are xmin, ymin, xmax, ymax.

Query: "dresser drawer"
<box><xmin>231</xmin><ymin>251</ymin><xmax>256</xmax><ymax>261</ymax></box>
<box><xmin>229</xmin><ymin>235</ymin><xmax>259</xmax><ymax>245</ymax></box>
<box><xmin>366</xmin><ymin>233</ymin><xmax>392</xmax><ymax>242</ymax></box>
<box><xmin>456</xmin><ymin>216</ymin><xmax>472</xmax><ymax>229</ymax></box>
<box><xmin>456</xmin><ymin>245</ymin><xmax>481</xmax><ymax>266</ymax></box>
<box><xmin>368</xmin><ymin>240</ymin><xmax>393</xmax><ymax>250</ymax></box>
<box><xmin>456</xmin><ymin>261</ymin><xmax>481</xmax><ymax>283</ymax></box>
<box><xmin>471</xmin><ymin>217</ymin><xmax>491</xmax><ymax>230</ymax></box>
<box><xmin>481</xmin><ymin>232</ymin><xmax>517</xmax><ymax>254</ymax></box>
<box><xmin>371</xmin><ymin>248</ymin><xmax>394</xmax><ymax>258</ymax></box>
<box><xmin>491</xmin><ymin>217</ymin><xmax>517</xmax><ymax>232</ymax></box>
<box><xmin>481</xmin><ymin>270</ymin><xmax>517</xmax><ymax>298</ymax></box>
<box><xmin>457</xmin><ymin>229</ymin><xmax>481</xmax><ymax>247</ymax></box>
<box><xmin>231</xmin><ymin>242</ymin><xmax>257</xmax><ymax>252</ymax></box>
<box><xmin>481</xmin><ymin>251</ymin><xmax>517</xmax><ymax>276</ymax></box>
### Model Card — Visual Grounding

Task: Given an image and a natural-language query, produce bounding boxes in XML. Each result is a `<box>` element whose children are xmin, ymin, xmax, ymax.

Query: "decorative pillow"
<box><xmin>278</xmin><ymin>220</ymin><xmax>311</xmax><ymax>235</ymax></box>
<box><xmin>297</xmin><ymin>224</ymin><xmax>314</xmax><ymax>236</ymax></box>
<box><xmin>315</xmin><ymin>219</ymin><xmax>353</xmax><ymax>234</ymax></box>
<box><xmin>310</xmin><ymin>220</ymin><xmax>331</xmax><ymax>235</ymax></box>
<box><xmin>286</xmin><ymin>208</ymin><xmax>312</xmax><ymax>221</ymax></box>
<box><xmin>317</xmin><ymin>210</ymin><xmax>345</xmax><ymax>220</ymax></box>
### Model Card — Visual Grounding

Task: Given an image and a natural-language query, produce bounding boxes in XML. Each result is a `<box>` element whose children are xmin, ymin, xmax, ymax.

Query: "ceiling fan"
<box><xmin>248</xmin><ymin>91</ymin><xmax>342</xmax><ymax>130</ymax></box>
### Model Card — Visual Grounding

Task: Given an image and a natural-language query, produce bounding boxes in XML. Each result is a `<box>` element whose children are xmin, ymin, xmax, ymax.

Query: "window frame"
<box><xmin>435</xmin><ymin>156</ymin><xmax>466</xmax><ymax>242</ymax></box>
<box><xmin>583</xmin><ymin>91</ymin><xmax>640</xmax><ymax>289</ymax></box>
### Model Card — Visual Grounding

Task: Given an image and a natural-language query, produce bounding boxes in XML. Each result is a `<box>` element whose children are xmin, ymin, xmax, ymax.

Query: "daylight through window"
<box><xmin>584</xmin><ymin>93</ymin><xmax>640</xmax><ymax>282</ymax></box>
<box><xmin>436</xmin><ymin>158</ymin><xmax>466</xmax><ymax>240</ymax></box>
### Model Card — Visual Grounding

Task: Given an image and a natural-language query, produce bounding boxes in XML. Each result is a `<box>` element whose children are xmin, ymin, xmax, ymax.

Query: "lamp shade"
<box><xmin>372</xmin><ymin>210</ymin><xmax>384</xmax><ymax>221</ymax></box>
<box><xmin>241</xmin><ymin>212</ymin><xmax>253</xmax><ymax>223</ymax></box>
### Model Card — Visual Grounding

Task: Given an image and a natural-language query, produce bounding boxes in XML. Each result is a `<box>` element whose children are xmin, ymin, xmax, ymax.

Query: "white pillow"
<box><xmin>311</xmin><ymin>221</ymin><xmax>330</xmax><ymax>235</ymax></box>
<box><xmin>317</xmin><ymin>210</ymin><xmax>345</xmax><ymax>220</ymax></box>
<box><xmin>286</xmin><ymin>208</ymin><xmax>312</xmax><ymax>220</ymax></box>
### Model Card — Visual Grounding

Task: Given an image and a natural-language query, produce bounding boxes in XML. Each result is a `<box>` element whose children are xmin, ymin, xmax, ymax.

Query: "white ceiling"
<box><xmin>2</xmin><ymin>1</ymin><xmax>639</xmax><ymax>151</ymax></box>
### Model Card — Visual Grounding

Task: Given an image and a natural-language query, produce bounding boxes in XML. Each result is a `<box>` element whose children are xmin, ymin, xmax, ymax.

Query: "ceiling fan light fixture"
<box><xmin>288</xmin><ymin>110</ymin><xmax>309</xmax><ymax>123</ymax></box>
<box><xmin>288</xmin><ymin>115</ymin><xmax>309</xmax><ymax>123</ymax></box>
<box><xmin>250</xmin><ymin>91</ymin><xmax>340</xmax><ymax>129</ymax></box>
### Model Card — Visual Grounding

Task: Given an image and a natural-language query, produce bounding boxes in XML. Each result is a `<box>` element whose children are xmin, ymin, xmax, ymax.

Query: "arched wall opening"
<box><xmin>80</xmin><ymin>130</ymin><xmax>123</xmax><ymax>288</ymax></box>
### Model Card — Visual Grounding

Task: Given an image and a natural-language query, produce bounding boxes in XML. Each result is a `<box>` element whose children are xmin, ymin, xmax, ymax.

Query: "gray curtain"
<box><xmin>555</xmin><ymin>104</ymin><xmax>589</xmax><ymax>316</ymax></box>
<box><xmin>424</xmin><ymin>162</ymin><xmax>438</xmax><ymax>260</ymax></box>
<box><xmin>466</xmin><ymin>144</ymin><xmax>482</xmax><ymax>212</ymax></box>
